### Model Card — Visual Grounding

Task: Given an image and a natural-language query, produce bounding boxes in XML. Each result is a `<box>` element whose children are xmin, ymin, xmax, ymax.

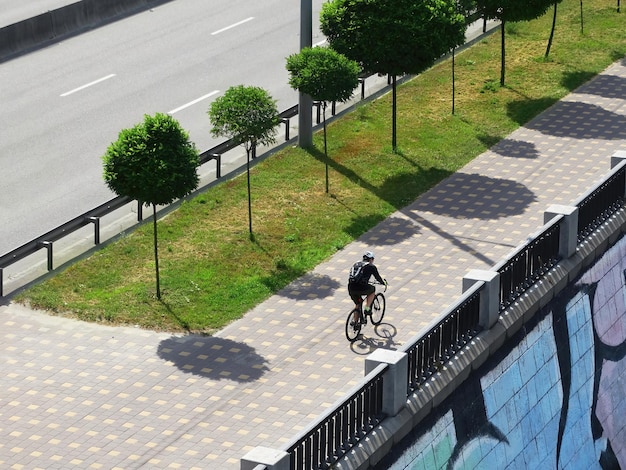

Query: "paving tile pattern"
<box><xmin>2</xmin><ymin>59</ymin><xmax>626</xmax><ymax>469</ymax></box>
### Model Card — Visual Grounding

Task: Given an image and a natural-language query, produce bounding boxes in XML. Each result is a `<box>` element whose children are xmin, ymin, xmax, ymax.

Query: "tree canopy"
<box><xmin>320</xmin><ymin>0</ymin><xmax>466</xmax><ymax>77</ymax></box>
<box><xmin>208</xmin><ymin>85</ymin><xmax>279</xmax><ymax>153</ymax></box>
<box><xmin>103</xmin><ymin>112</ymin><xmax>199</xmax><ymax>206</ymax></box>
<box><xmin>286</xmin><ymin>46</ymin><xmax>360</xmax><ymax>104</ymax></box>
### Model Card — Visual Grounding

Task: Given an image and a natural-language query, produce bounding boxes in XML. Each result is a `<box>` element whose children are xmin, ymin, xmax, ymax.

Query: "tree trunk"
<box><xmin>323</xmin><ymin>102</ymin><xmax>329</xmax><ymax>193</ymax></box>
<box><xmin>545</xmin><ymin>2</ymin><xmax>558</xmax><ymax>58</ymax></box>
<box><xmin>152</xmin><ymin>203</ymin><xmax>161</xmax><ymax>300</ymax></box>
<box><xmin>500</xmin><ymin>20</ymin><xmax>506</xmax><ymax>86</ymax></box>
<box><xmin>452</xmin><ymin>47</ymin><xmax>456</xmax><ymax>115</ymax></box>
<box><xmin>392</xmin><ymin>74</ymin><xmax>397</xmax><ymax>151</ymax></box>
<box><xmin>246</xmin><ymin>144</ymin><xmax>253</xmax><ymax>239</ymax></box>
<box><xmin>580</xmin><ymin>0</ymin><xmax>584</xmax><ymax>34</ymax></box>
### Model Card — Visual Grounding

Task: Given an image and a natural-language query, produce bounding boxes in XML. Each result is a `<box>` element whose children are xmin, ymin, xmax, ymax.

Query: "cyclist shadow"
<box><xmin>349</xmin><ymin>322</ymin><xmax>401</xmax><ymax>355</ymax></box>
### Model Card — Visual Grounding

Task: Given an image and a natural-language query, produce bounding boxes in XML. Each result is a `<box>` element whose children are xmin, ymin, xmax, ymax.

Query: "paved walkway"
<box><xmin>2</xmin><ymin>57</ymin><xmax>626</xmax><ymax>469</ymax></box>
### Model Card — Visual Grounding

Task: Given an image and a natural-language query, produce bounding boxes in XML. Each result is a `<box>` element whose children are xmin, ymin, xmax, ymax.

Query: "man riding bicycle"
<box><xmin>348</xmin><ymin>251</ymin><xmax>387</xmax><ymax>325</ymax></box>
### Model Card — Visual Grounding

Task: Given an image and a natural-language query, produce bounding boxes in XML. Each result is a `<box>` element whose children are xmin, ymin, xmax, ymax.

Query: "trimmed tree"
<box><xmin>208</xmin><ymin>85</ymin><xmax>279</xmax><ymax>239</ymax></box>
<box><xmin>103</xmin><ymin>113</ymin><xmax>199</xmax><ymax>300</ymax></box>
<box><xmin>286</xmin><ymin>46</ymin><xmax>360</xmax><ymax>193</ymax></box>
<box><xmin>320</xmin><ymin>0</ymin><xmax>466</xmax><ymax>151</ymax></box>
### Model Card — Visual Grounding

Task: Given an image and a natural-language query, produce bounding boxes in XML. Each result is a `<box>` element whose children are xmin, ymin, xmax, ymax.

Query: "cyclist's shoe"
<box><xmin>360</xmin><ymin>318</ymin><xmax>367</xmax><ymax>325</ymax></box>
<box><xmin>350</xmin><ymin>321</ymin><xmax>358</xmax><ymax>329</ymax></box>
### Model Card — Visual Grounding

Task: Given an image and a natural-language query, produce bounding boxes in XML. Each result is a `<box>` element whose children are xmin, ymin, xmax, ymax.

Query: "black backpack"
<box><xmin>348</xmin><ymin>261</ymin><xmax>366</xmax><ymax>284</ymax></box>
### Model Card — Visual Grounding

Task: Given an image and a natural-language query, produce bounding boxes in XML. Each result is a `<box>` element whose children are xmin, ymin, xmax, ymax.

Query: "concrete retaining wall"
<box><xmin>0</xmin><ymin>0</ymin><xmax>172</xmax><ymax>62</ymax></box>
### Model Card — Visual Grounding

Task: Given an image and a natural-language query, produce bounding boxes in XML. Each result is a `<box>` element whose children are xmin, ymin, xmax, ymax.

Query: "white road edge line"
<box><xmin>168</xmin><ymin>90</ymin><xmax>220</xmax><ymax>115</ymax></box>
<box><xmin>211</xmin><ymin>17</ymin><xmax>254</xmax><ymax>35</ymax></box>
<box><xmin>313</xmin><ymin>39</ymin><xmax>327</xmax><ymax>47</ymax></box>
<box><xmin>60</xmin><ymin>74</ymin><xmax>116</xmax><ymax>97</ymax></box>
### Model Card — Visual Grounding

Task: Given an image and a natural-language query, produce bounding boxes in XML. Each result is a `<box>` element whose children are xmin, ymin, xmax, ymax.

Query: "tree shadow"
<box><xmin>489</xmin><ymin>139</ymin><xmax>540</xmax><ymax>159</ymax></box>
<box><xmin>278</xmin><ymin>273</ymin><xmax>341</xmax><ymax>300</ymax></box>
<box><xmin>345</xmin><ymin>215</ymin><xmax>421</xmax><ymax>246</ymax></box>
<box><xmin>411</xmin><ymin>173</ymin><xmax>537</xmax><ymax>220</ymax></box>
<box><xmin>507</xmin><ymin>97</ymin><xmax>559</xmax><ymax>126</ymax></box>
<box><xmin>560</xmin><ymin>70</ymin><xmax>598</xmax><ymax>93</ymax></box>
<box><xmin>157</xmin><ymin>335</ymin><xmax>269</xmax><ymax>381</ymax></box>
<box><xmin>523</xmin><ymin>101</ymin><xmax>626</xmax><ymax>140</ymax></box>
<box><xmin>305</xmin><ymin>147</ymin><xmax>452</xmax><ymax>211</ymax></box>
<box><xmin>570</xmin><ymin>73</ymin><xmax>626</xmax><ymax>100</ymax></box>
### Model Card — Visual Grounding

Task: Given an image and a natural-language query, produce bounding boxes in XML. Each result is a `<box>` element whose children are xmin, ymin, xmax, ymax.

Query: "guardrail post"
<box><xmin>331</xmin><ymin>101</ymin><xmax>336</xmax><ymax>116</ymax></box>
<box><xmin>544</xmin><ymin>205</ymin><xmax>578</xmax><ymax>259</ymax></box>
<box><xmin>358</xmin><ymin>77</ymin><xmax>365</xmax><ymax>99</ymax></box>
<box><xmin>0</xmin><ymin>268</ymin><xmax>3</xmax><ymax>297</ymax></box>
<box><xmin>137</xmin><ymin>201</ymin><xmax>143</xmax><ymax>222</ymax></box>
<box><xmin>462</xmin><ymin>270</ymin><xmax>499</xmax><ymax>329</ymax></box>
<box><xmin>88</xmin><ymin>216</ymin><xmax>101</xmax><ymax>245</ymax></box>
<box><xmin>39</xmin><ymin>241</ymin><xmax>53</xmax><ymax>271</ymax></box>
<box><xmin>210</xmin><ymin>154</ymin><xmax>222</xmax><ymax>178</ymax></box>
<box><xmin>365</xmin><ymin>349</ymin><xmax>408</xmax><ymax>416</ymax></box>
<box><xmin>241</xmin><ymin>446</ymin><xmax>289</xmax><ymax>470</ymax></box>
<box><xmin>313</xmin><ymin>101</ymin><xmax>321</xmax><ymax>124</ymax></box>
<box><xmin>281</xmin><ymin>118</ymin><xmax>290</xmax><ymax>141</ymax></box>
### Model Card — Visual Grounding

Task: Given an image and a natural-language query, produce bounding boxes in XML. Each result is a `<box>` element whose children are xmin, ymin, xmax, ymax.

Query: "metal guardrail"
<box><xmin>405</xmin><ymin>284</ymin><xmax>481</xmax><ymax>393</ymax></box>
<box><xmin>285</xmin><ymin>365</ymin><xmax>386</xmax><ymax>470</ymax></box>
<box><xmin>496</xmin><ymin>220</ymin><xmax>561</xmax><ymax>311</ymax></box>
<box><xmin>577</xmin><ymin>163</ymin><xmax>626</xmax><ymax>242</ymax></box>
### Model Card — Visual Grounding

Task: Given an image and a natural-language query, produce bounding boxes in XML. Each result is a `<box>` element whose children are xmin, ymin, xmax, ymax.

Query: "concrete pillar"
<box><xmin>610</xmin><ymin>150</ymin><xmax>626</xmax><ymax>169</ymax></box>
<box><xmin>462</xmin><ymin>270</ymin><xmax>500</xmax><ymax>330</ymax></box>
<box><xmin>544</xmin><ymin>205</ymin><xmax>578</xmax><ymax>259</ymax></box>
<box><xmin>365</xmin><ymin>349</ymin><xmax>408</xmax><ymax>417</ymax></box>
<box><xmin>241</xmin><ymin>446</ymin><xmax>289</xmax><ymax>470</ymax></box>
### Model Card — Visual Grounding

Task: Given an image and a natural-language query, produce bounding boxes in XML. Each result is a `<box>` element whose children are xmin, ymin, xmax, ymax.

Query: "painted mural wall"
<box><xmin>374</xmin><ymin>235</ymin><xmax>626</xmax><ymax>470</ymax></box>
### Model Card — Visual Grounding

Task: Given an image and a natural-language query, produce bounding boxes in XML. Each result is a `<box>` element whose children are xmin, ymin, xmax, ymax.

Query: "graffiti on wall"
<box><xmin>375</xmin><ymin>235</ymin><xmax>626</xmax><ymax>470</ymax></box>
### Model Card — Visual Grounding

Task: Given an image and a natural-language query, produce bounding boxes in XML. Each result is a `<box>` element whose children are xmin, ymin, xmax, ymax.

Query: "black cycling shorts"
<box><xmin>348</xmin><ymin>283</ymin><xmax>375</xmax><ymax>304</ymax></box>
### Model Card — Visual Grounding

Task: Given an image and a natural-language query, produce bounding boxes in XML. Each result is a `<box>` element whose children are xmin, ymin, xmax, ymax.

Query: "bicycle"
<box><xmin>345</xmin><ymin>282</ymin><xmax>387</xmax><ymax>342</ymax></box>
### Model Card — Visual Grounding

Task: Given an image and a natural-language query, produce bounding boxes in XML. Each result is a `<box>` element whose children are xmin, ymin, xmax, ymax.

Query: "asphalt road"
<box><xmin>0</xmin><ymin>0</ymin><xmax>326</xmax><ymax>255</ymax></box>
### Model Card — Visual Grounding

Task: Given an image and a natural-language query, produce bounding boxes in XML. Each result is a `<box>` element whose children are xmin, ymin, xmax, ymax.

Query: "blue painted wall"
<box><xmin>375</xmin><ymin>235</ymin><xmax>626</xmax><ymax>469</ymax></box>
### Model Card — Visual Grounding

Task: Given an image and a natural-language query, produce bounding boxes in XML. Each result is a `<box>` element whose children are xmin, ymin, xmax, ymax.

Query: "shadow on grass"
<box><xmin>507</xmin><ymin>97</ymin><xmax>559</xmax><ymax>126</ymax></box>
<box><xmin>157</xmin><ymin>335</ymin><xmax>269</xmax><ymax>381</ymax></box>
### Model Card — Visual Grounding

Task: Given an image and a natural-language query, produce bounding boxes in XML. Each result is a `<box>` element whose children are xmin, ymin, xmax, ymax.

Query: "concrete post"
<box><xmin>610</xmin><ymin>150</ymin><xmax>626</xmax><ymax>170</ymax></box>
<box><xmin>544</xmin><ymin>205</ymin><xmax>578</xmax><ymax>259</ymax></box>
<box><xmin>241</xmin><ymin>446</ymin><xmax>290</xmax><ymax>470</ymax></box>
<box><xmin>365</xmin><ymin>349</ymin><xmax>408</xmax><ymax>417</ymax></box>
<box><xmin>462</xmin><ymin>270</ymin><xmax>500</xmax><ymax>330</ymax></box>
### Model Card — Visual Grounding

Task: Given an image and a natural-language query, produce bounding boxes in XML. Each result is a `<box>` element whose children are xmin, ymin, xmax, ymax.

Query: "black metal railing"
<box><xmin>577</xmin><ymin>164</ymin><xmax>626</xmax><ymax>242</ymax></box>
<box><xmin>406</xmin><ymin>288</ymin><xmax>481</xmax><ymax>392</ymax></box>
<box><xmin>497</xmin><ymin>221</ymin><xmax>561</xmax><ymax>311</ymax></box>
<box><xmin>286</xmin><ymin>366</ymin><xmax>385</xmax><ymax>470</ymax></box>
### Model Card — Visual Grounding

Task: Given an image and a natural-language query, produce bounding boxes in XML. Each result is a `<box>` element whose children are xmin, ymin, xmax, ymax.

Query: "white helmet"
<box><xmin>363</xmin><ymin>251</ymin><xmax>375</xmax><ymax>261</ymax></box>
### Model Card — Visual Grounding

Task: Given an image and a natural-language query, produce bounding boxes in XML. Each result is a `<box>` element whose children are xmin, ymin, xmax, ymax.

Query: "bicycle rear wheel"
<box><xmin>370</xmin><ymin>293</ymin><xmax>386</xmax><ymax>325</ymax></box>
<box><xmin>345</xmin><ymin>309</ymin><xmax>361</xmax><ymax>342</ymax></box>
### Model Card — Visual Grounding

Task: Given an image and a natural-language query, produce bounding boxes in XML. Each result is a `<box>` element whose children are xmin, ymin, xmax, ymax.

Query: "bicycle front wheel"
<box><xmin>370</xmin><ymin>293</ymin><xmax>386</xmax><ymax>325</ymax></box>
<box><xmin>345</xmin><ymin>309</ymin><xmax>361</xmax><ymax>342</ymax></box>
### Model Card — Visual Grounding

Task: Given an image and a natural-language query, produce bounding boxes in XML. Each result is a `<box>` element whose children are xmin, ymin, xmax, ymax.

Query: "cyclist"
<box><xmin>348</xmin><ymin>251</ymin><xmax>387</xmax><ymax>325</ymax></box>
